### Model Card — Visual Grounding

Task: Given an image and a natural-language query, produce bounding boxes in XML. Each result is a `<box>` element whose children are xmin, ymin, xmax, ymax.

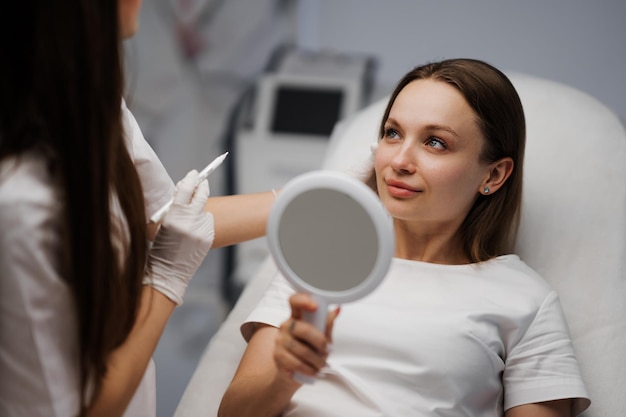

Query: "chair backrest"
<box><xmin>174</xmin><ymin>73</ymin><xmax>626</xmax><ymax>417</ymax></box>
<box><xmin>322</xmin><ymin>73</ymin><xmax>626</xmax><ymax>417</ymax></box>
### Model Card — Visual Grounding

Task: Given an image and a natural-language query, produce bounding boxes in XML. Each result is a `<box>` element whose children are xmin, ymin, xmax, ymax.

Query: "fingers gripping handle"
<box><xmin>294</xmin><ymin>296</ymin><xmax>328</xmax><ymax>385</ymax></box>
<box><xmin>303</xmin><ymin>296</ymin><xmax>328</xmax><ymax>333</ymax></box>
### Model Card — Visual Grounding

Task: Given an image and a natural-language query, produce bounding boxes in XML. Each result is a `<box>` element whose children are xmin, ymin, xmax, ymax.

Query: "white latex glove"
<box><xmin>144</xmin><ymin>170</ymin><xmax>215</xmax><ymax>305</ymax></box>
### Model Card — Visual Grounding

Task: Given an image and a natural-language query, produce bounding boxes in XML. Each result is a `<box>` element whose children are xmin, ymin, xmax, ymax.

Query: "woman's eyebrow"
<box><xmin>386</xmin><ymin>117</ymin><xmax>459</xmax><ymax>137</ymax></box>
<box><xmin>424</xmin><ymin>124</ymin><xmax>460</xmax><ymax>137</ymax></box>
<box><xmin>384</xmin><ymin>117</ymin><xmax>400</xmax><ymax>127</ymax></box>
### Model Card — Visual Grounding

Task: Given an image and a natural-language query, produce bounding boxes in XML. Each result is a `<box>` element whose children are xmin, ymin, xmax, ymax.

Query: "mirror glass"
<box><xmin>267</xmin><ymin>170</ymin><xmax>394</xmax><ymax>304</ymax></box>
<box><xmin>277</xmin><ymin>188</ymin><xmax>378</xmax><ymax>292</ymax></box>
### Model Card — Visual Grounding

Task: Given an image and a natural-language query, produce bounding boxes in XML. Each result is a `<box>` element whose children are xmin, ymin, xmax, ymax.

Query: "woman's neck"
<box><xmin>393</xmin><ymin>220</ymin><xmax>468</xmax><ymax>265</ymax></box>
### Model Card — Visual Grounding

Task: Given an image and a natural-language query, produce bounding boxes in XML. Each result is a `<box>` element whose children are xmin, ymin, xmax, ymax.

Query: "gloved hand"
<box><xmin>144</xmin><ymin>170</ymin><xmax>215</xmax><ymax>305</ymax></box>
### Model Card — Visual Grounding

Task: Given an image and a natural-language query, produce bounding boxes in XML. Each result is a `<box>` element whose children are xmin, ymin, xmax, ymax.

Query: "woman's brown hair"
<box><xmin>0</xmin><ymin>1</ymin><xmax>147</xmax><ymax>412</ymax></box>
<box><xmin>367</xmin><ymin>59</ymin><xmax>526</xmax><ymax>262</ymax></box>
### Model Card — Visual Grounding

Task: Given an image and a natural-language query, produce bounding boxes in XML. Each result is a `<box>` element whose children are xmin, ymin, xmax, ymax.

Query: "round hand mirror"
<box><xmin>267</xmin><ymin>170</ymin><xmax>394</xmax><ymax>381</ymax></box>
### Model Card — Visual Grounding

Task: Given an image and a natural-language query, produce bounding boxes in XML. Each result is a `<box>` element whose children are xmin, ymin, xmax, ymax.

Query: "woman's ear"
<box><xmin>480</xmin><ymin>157</ymin><xmax>514</xmax><ymax>195</ymax></box>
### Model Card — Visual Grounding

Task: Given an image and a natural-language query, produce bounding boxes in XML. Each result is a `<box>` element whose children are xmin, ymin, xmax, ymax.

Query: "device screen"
<box><xmin>271</xmin><ymin>87</ymin><xmax>344</xmax><ymax>137</ymax></box>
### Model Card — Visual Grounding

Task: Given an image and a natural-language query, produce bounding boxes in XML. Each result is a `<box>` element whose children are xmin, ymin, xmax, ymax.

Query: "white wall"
<box><xmin>297</xmin><ymin>0</ymin><xmax>626</xmax><ymax>123</ymax></box>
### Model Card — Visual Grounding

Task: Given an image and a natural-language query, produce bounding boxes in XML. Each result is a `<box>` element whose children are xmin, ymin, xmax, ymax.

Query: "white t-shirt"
<box><xmin>0</xmin><ymin>103</ymin><xmax>174</xmax><ymax>417</ymax></box>
<box><xmin>243</xmin><ymin>255</ymin><xmax>591</xmax><ymax>417</ymax></box>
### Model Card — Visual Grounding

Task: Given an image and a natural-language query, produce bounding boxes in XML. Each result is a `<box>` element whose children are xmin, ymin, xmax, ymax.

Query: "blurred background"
<box><xmin>122</xmin><ymin>1</ymin><xmax>626</xmax><ymax>415</ymax></box>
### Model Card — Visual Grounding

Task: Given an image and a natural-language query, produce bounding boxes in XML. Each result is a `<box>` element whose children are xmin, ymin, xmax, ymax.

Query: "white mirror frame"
<box><xmin>267</xmin><ymin>170</ymin><xmax>394</xmax><ymax>305</ymax></box>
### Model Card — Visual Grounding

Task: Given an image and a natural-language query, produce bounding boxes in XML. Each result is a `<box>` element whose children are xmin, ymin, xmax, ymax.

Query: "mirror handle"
<box><xmin>294</xmin><ymin>295</ymin><xmax>328</xmax><ymax>385</ymax></box>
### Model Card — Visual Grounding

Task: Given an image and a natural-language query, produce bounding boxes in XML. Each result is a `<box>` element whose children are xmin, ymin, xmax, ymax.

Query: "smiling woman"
<box><xmin>375</xmin><ymin>79</ymin><xmax>512</xmax><ymax>263</ymax></box>
<box><xmin>217</xmin><ymin>59</ymin><xmax>590</xmax><ymax>417</ymax></box>
<box><xmin>370</xmin><ymin>63</ymin><xmax>518</xmax><ymax>264</ymax></box>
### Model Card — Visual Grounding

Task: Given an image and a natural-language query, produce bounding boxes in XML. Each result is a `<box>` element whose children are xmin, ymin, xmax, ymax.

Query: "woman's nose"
<box><xmin>391</xmin><ymin>145</ymin><xmax>416</xmax><ymax>174</ymax></box>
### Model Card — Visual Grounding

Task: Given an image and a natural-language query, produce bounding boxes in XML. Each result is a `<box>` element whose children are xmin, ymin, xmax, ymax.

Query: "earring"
<box><xmin>483</xmin><ymin>187</ymin><xmax>490</xmax><ymax>194</ymax></box>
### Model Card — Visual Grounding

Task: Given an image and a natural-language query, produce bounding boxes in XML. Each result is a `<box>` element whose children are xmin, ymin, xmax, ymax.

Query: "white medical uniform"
<box><xmin>0</xmin><ymin>102</ymin><xmax>174</xmax><ymax>417</ymax></box>
<box><xmin>243</xmin><ymin>255</ymin><xmax>591</xmax><ymax>417</ymax></box>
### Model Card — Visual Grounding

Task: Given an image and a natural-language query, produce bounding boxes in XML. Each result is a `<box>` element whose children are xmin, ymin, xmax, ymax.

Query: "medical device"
<box><xmin>229</xmin><ymin>47</ymin><xmax>377</xmax><ymax>291</ymax></box>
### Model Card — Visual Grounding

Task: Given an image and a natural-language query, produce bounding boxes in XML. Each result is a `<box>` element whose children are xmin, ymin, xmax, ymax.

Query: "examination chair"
<box><xmin>175</xmin><ymin>73</ymin><xmax>626</xmax><ymax>417</ymax></box>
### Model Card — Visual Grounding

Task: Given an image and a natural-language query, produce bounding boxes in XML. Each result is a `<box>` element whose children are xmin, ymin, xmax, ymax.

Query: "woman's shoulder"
<box><xmin>0</xmin><ymin>151</ymin><xmax>59</xmax><ymax>230</ymax></box>
<box><xmin>0</xmin><ymin>154</ymin><xmax>79</xmax><ymax>417</ymax></box>
<box><xmin>473</xmin><ymin>254</ymin><xmax>556</xmax><ymax>305</ymax></box>
<box><xmin>393</xmin><ymin>254</ymin><xmax>549</xmax><ymax>288</ymax></box>
<box><xmin>484</xmin><ymin>254</ymin><xmax>547</xmax><ymax>282</ymax></box>
<box><xmin>405</xmin><ymin>254</ymin><xmax>552</xmax><ymax>298</ymax></box>
<box><xmin>0</xmin><ymin>150</ymin><xmax>64</xmax><ymax>291</ymax></box>
<box><xmin>390</xmin><ymin>255</ymin><xmax>554</xmax><ymax>307</ymax></box>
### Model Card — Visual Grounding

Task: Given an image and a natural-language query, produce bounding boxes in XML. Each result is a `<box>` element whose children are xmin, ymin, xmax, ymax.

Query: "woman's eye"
<box><xmin>426</xmin><ymin>137</ymin><xmax>446</xmax><ymax>149</ymax></box>
<box><xmin>383</xmin><ymin>128</ymin><xmax>399</xmax><ymax>139</ymax></box>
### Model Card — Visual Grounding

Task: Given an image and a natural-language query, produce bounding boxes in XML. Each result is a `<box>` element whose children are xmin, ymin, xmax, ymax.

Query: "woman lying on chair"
<box><xmin>218</xmin><ymin>58</ymin><xmax>591</xmax><ymax>417</ymax></box>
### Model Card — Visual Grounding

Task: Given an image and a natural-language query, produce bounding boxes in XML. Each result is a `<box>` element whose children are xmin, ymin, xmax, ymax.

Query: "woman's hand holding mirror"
<box><xmin>274</xmin><ymin>294</ymin><xmax>340</xmax><ymax>384</ymax></box>
<box><xmin>267</xmin><ymin>170</ymin><xmax>394</xmax><ymax>384</ymax></box>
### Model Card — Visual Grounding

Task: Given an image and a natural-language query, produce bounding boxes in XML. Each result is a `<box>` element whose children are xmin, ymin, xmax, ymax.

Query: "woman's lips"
<box><xmin>386</xmin><ymin>179</ymin><xmax>421</xmax><ymax>198</ymax></box>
